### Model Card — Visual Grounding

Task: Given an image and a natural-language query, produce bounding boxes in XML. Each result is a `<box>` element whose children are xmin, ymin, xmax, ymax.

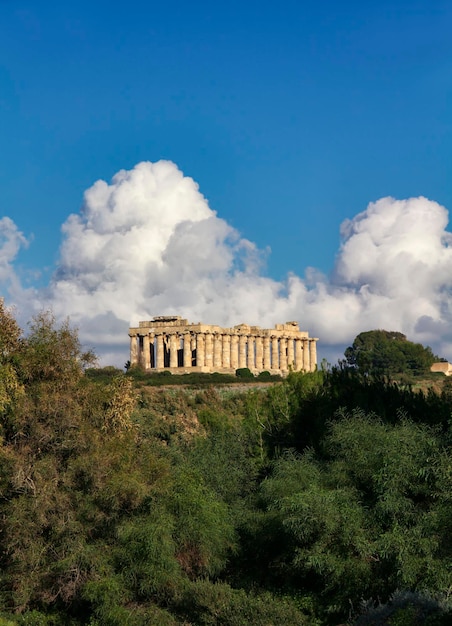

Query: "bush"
<box><xmin>235</xmin><ymin>368</ymin><xmax>254</xmax><ymax>379</ymax></box>
<box><xmin>354</xmin><ymin>591</ymin><xmax>451</xmax><ymax>625</ymax></box>
<box><xmin>85</xmin><ymin>366</ymin><xmax>124</xmax><ymax>382</ymax></box>
<box><xmin>177</xmin><ymin>580</ymin><xmax>307</xmax><ymax>625</ymax></box>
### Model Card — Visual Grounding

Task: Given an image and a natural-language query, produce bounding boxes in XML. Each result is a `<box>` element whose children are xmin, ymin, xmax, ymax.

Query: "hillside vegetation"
<box><xmin>0</xmin><ymin>304</ymin><xmax>450</xmax><ymax>625</ymax></box>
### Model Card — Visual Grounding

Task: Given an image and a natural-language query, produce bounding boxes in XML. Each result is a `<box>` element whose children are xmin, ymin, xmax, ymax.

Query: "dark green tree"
<box><xmin>344</xmin><ymin>330</ymin><xmax>437</xmax><ymax>377</ymax></box>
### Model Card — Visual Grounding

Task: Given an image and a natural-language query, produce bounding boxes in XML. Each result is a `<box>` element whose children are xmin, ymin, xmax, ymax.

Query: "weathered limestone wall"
<box><xmin>129</xmin><ymin>316</ymin><xmax>319</xmax><ymax>376</ymax></box>
<box><xmin>431</xmin><ymin>362</ymin><xmax>452</xmax><ymax>376</ymax></box>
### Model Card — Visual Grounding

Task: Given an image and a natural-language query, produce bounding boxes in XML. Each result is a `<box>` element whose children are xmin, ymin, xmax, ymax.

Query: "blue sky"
<box><xmin>1</xmin><ymin>1</ymin><xmax>452</xmax><ymax>364</ymax></box>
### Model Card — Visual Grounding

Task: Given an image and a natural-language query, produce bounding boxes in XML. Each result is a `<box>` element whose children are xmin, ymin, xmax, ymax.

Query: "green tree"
<box><xmin>344</xmin><ymin>330</ymin><xmax>437</xmax><ymax>377</ymax></box>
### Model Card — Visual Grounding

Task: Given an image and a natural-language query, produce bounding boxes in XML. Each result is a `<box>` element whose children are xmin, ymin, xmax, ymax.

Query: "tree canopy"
<box><xmin>344</xmin><ymin>329</ymin><xmax>438</xmax><ymax>376</ymax></box>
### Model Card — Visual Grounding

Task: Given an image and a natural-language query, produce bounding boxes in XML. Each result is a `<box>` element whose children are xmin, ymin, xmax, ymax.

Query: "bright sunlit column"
<box><xmin>196</xmin><ymin>333</ymin><xmax>205</xmax><ymax>367</ymax></box>
<box><xmin>222</xmin><ymin>334</ymin><xmax>231</xmax><ymax>369</ymax></box>
<box><xmin>247</xmin><ymin>336</ymin><xmax>255</xmax><ymax>369</ymax></box>
<box><xmin>263</xmin><ymin>336</ymin><xmax>271</xmax><ymax>370</ymax></box>
<box><xmin>310</xmin><ymin>339</ymin><xmax>317</xmax><ymax>372</ymax></box>
<box><xmin>271</xmin><ymin>337</ymin><xmax>279</xmax><ymax>370</ymax></box>
<box><xmin>279</xmin><ymin>337</ymin><xmax>288</xmax><ymax>371</ymax></box>
<box><xmin>129</xmin><ymin>334</ymin><xmax>138</xmax><ymax>366</ymax></box>
<box><xmin>205</xmin><ymin>333</ymin><xmax>213</xmax><ymax>368</ymax></box>
<box><xmin>295</xmin><ymin>338</ymin><xmax>303</xmax><ymax>371</ymax></box>
<box><xmin>143</xmin><ymin>334</ymin><xmax>151</xmax><ymax>370</ymax></box>
<box><xmin>183</xmin><ymin>333</ymin><xmax>191</xmax><ymax>368</ymax></box>
<box><xmin>213</xmin><ymin>333</ymin><xmax>222</xmax><ymax>368</ymax></box>
<box><xmin>255</xmin><ymin>336</ymin><xmax>263</xmax><ymax>371</ymax></box>
<box><xmin>169</xmin><ymin>333</ymin><xmax>178</xmax><ymax>368</ymax></box>
<box><xmin>303</xmin><ymin>339</ymin><xmax>310</xmax><ymax>372</ymax></box>
<box><xmin>238</xmin><ymin>335</ymin><xmax>247</xmax><ymax>368</ymax></box>
<box><xmin>230</xmin><ymin>335</ymin><xmax>239</xmax><ymax>369</ymax></box>
<box><xmin>287</xmin><ymin>337</ymin><xmax>294</xmax><ymax>370</ymax></box>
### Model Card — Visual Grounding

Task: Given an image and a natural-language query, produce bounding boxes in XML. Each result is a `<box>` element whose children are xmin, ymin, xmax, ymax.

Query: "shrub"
<box><xmin>235</xmin><ymin>368</ymin><xmax>254</xmax><ymax>379</ymax></box>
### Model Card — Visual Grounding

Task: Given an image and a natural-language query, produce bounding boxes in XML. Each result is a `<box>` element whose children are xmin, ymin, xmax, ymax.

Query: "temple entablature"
<box><xmin>129</xmin><ymin>317</ymin><xmax>318</xmax><ymax>376</ymax></box>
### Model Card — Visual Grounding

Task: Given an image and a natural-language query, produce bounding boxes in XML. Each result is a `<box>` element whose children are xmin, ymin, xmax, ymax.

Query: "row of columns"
<box><xmin>130</xmin><ymin>331</ymin><xmax>318</xmax><ymax>373</ymax></box>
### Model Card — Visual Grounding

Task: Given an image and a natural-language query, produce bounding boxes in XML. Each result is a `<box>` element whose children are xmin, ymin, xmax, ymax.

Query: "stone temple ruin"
<box><xmin>129</xmin><ymin>316</ymin><xmax>318</xmax><ymax>376</ymax></box>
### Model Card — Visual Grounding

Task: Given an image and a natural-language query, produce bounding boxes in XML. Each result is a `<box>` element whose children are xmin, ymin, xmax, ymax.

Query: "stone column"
<box><xmin>129</xmin><ymin>334</ymin><xmax>138</xmax><ymax>366</ymax></box>
<box><xmin>295</xmin><ymin>338</ymin><xmax>303</xmax><ymax>371</ymax></box>
<box><xmin>137</xmin><ymin>335</ymin><xmax>143</xmax><ymax>367</ymax></box>
<box><xmin>169</xmin><ymin>333</ymin><xmax>178</xmax><ymax>368</ymax></box>
<box><xmin>247</xmin><ymin>336</ymin><xmax>255</xmax><ymax>369</ymax></box>
<box><xmin>197</xmin><ymin>333</ymin><xmax>205</xmax><ymax>367</ymax></box>
<box><xmin>263</xmin><ymin>336</ymin><xmax>271</xmax><ymax>370</ymax></box>
<box><xmin>143</xmin><ymin>334</ymin><xmax>151</xmax><ymax>370</ymax></box>
<box><xmin>255</xmin><ymin>336</ymin><xmax>264</xmax><ymax>371</ymax></box>
<box><xmin>183</xmin><ymin>333</ymin><xmax>191</xmax><ymax>368</ymax></box>
<box><xmin>271</xmin><ymin>337</ymin><xmax>279</xmax><ymax>370</ymax></box>
<box><xmin>303</xmin><ymin>338</ymin><xmax>310</xmax><ymax>372</ymax></box>
<box><xmin>238</xmin><ymin>335</ymin><xmax>247</xmax><ymax>369</ymax></box>
<box><xmin>156</xmin><ymin>334</ymin><xmax>164</xmax><ymax>369</ymax></box>
<box><xmin>213</xmin><ymin>333</ymin><xmax>223</xmax><ymax>368</ymax></box>
<box><xmin>191</xmin><ymin>336</ymin><xmax>197</xmax><ymax>365</ymax></box>
<box><xmin>149</xmin><ymin>333</ymin><xmax>155</xmax><ymax>369</ymax></box>
<box><xmin>287</xmin><ymin>337</ymin><xmax>295</xmax><ymax>370</ymax></box>
<box><xmin>309</xmin><ymin>338</ymin><xmax>317</xmax><ymax>372</ymax></box>
<box><xmin>205</xmin><ymin>333</ymin><xmax>213</xmax><ymax>369</ymax></box>
<box><xmin>279</xmin><ymin>337</ymin><xmax>288</xmax><ymax>371</ymax></box>
<box><xmin>222</xmin><ymin>334</ymin><xmax>231</xmax><ymax>369</ymax></box>
<box><xmin>230</xmin><ymin>335</ymin><xmax>239</xmax><ymax>369</ymax></box>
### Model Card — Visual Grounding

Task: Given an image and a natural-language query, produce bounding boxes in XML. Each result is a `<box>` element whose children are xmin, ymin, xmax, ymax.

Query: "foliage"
<box><xmin>84</xmin><ymin>366</ymin><xmax>124</xmax><ymax>382</ymax></box>
<box><xmin>127</xmin><ymin>368</ymin><xmax>241</xmax><ymax>385</ymax></box>
<box><xmin>0</xmin><ymin>307</ymin><xmax>451</xmax><ymax>625</ymax></box>
<box><xmin>354</xmin><ymin>591</ymin><xmax>452</xmax><ymax>625</ymax></box>
<box><xmin>345</xmin><ymin>330</ymin><xmax>437</xmax><ymax>377</ymax></box>
<box><xmin>176</xmin><ymin>579</ymin><xmax>308</xmax><ymax>625</ymax></box>
<box><xmin>250</xmin><ymin>411</ymin><xmax>452</xmax><ymax>622</ymax></box>
<box><xmin>235</xmin><ymin>367</ymin><xmax>254</xmax><ymax>379</ymax></box>
<box><xmin>19</xmin><ymin>311</ymin><xmax>96</xmax><ymax>386</ymax></box>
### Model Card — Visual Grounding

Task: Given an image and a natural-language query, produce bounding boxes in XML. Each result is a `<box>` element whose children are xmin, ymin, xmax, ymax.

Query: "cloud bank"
<box><xmin>4</xmin><ymin>160</ymin><xmax>452</xmax><ymax>365</ymax></box>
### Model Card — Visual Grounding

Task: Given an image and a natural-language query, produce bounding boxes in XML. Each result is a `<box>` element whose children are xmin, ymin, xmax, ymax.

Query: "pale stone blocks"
<box><xmin>129</xmin><ymin>316</ymin><xmax>318</xmax><ymax>376</ymax></box>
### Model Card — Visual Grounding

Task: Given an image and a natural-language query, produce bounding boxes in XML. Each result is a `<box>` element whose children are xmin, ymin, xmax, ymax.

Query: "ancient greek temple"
<box><xmin>129</xmin><ymin>316</ymin><xmax>318</xmax><ymax>376</ymax></box>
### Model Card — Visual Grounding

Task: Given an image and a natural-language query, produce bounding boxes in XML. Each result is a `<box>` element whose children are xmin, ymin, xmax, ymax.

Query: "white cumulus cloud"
<box><xmin>4</xmin><ymin>160</ymin><xmax>452</xmax><ymax>366</ymax></box>
<box><xmin>0</xmin><ymin>217</ymin><xmax>30</xmax><ymax>296</ymax></box>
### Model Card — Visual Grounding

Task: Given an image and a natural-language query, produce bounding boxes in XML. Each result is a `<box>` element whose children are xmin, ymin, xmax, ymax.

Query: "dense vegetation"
<box><xmin>0</xmin><ymin>304</ymin><xmax>450</xmax><ymax>625</ymax></box>
<box><xmin>344</xmin><ymin>330</ymin><xmax>438</xmax><ymax>377</ymax></box>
